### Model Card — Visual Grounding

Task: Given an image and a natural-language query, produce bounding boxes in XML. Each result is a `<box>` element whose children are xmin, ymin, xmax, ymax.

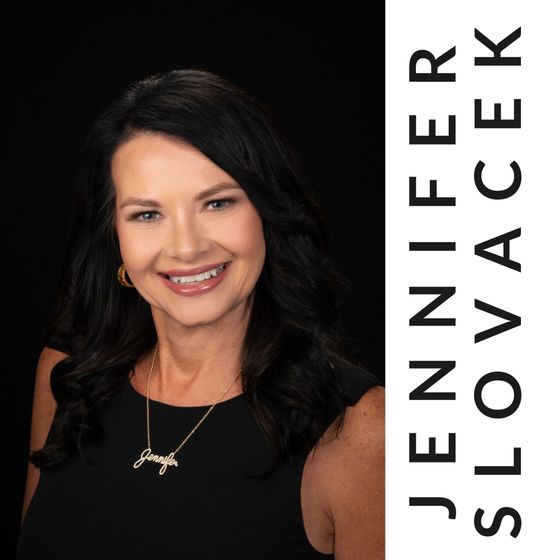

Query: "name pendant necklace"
<box><xmin>132</xmin><ymin>341</ymin><xmax>242</xmax><ymax>476</ymax></box>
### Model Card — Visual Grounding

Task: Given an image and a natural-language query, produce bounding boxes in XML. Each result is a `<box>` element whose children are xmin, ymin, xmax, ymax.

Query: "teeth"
<box><xmin>168</xmin><ymin>263</ymin><xmax>227</xmax><ymax>284</ymax></box>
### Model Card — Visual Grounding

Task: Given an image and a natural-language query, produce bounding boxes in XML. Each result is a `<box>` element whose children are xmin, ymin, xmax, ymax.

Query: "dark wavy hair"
<box><xmin>30</xmin><ymin>68</ymin><xmax>362</xmax><ymax>477</ymax></box>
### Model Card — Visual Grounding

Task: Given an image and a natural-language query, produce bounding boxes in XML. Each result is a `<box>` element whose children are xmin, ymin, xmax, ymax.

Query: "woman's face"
<box><xmin>112</xmin><ymin>133</ymin><xmax>266</xmax><ymax>329</ymax></box>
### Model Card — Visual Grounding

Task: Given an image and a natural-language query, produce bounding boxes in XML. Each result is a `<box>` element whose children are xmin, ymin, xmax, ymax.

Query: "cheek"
<box><xmin>230</xmin><ymin>209</ymin><xmax>265</xmax><ymax>259</ymax></box>
<box><xmin>116</xmin><ymin>219</ymin><xmax>161</xmax><ymax>266</ymax></box>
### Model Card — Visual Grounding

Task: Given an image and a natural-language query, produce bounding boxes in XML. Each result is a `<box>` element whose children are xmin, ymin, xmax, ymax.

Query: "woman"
<box><xmin>17</xmin><ymin>69</ymin><xmax>384</xmax><ymax>559</ymax></box>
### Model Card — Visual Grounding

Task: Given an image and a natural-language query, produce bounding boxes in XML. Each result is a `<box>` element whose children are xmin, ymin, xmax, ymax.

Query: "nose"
<box><xmin>167</xmin><ymin>215</ymin><xmax>211</xmax><ymax>261</ymax></box>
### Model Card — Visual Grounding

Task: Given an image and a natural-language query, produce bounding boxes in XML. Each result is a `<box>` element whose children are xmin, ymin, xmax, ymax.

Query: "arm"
<box><xmin>20</xmin><ymin>347</ymin><xmax>67</xmax><ymax>525</ymax></box>
<box><xmin>329</xmin><ymin>385</ymin><xmax>385</xmax><ymax>560</ymax></box>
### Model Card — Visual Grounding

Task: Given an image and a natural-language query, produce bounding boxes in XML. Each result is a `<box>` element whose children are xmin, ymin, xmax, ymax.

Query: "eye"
<box><xmin>130</xmin><ymin>210</ymin><xmax>160</xmax><ymax>222</ymax></box>
<box><xmin>206</xmin><ymin>198</ymin><xmax>236</xmax><ymax>211</ymax></box>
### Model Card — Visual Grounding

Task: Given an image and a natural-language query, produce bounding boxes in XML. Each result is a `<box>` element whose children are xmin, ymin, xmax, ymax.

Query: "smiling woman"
<box><xmin>16</xmin><ymin>69</ymin><xmax>384</xmax><ymax>559</ymax></box>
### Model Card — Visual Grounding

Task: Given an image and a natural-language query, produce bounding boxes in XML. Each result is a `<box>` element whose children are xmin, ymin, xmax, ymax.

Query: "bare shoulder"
<box><xmin>341</xmin><ymin>385</ymin><xmax>384</xmax><ymax>442</ymax></box>
<box><xmin>328</xmin><ymin>385</ymin><xmax>385</xmax><ymax>559</ymax></box>
<box><xmin>32</xmin><ymin>346</ymin><xmax>68</xmax><ymax>417</ymax></box>
<box><xmin>21</xmin><ymin>346</ymin><xmax>68</xmax><ymax>524</ymax></box>
<box><xmin>32</xmin><ymin>345</ymin><xmax>68</xmax><ymax>436</ymax></box>
<box><xmin>37</xmin><ymin>346</ymin><xmax>69</xmax><ymax>377</ymax></box>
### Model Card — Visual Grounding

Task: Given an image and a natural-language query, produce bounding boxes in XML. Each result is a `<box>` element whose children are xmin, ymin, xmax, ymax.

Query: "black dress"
<box><xmin>17</xmin><ymin>363</ymin><xmax>381</xmax><ymax>559</ymax></box>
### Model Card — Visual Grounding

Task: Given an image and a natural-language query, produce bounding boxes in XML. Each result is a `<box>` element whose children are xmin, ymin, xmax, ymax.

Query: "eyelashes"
<box><xmin>130</xmin><ymin>210</ymin><xmax>159</xmax><ymax>222</ymax></box>
<box><xmin>206</xmin><ymin>197</ymin><xmax>235</xmax><ymax>211</ymax></box>
<box><xmin>128</xmin><ymin>198</ymin><xmax>237</xmax><ymax>222</ymax></box>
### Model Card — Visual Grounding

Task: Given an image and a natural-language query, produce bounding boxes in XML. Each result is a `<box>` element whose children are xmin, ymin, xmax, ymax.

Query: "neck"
<box><xmin>139</xmin><ymin>302</ymin><xmax>249</xmax><ymax>406</ymax></box>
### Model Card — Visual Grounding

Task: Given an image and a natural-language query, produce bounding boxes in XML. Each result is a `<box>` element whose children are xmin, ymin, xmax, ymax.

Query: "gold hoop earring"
<box><xmin>117</xmin><ymin>264</ymin><xmax>135</xmax><ymax>288</ymax></box>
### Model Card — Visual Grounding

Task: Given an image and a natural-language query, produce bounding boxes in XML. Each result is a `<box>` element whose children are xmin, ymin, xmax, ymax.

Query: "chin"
<box><xmin>168</xmin><ymin>307</ymin><xmax>231</xmax><ymax>328</ymax></box>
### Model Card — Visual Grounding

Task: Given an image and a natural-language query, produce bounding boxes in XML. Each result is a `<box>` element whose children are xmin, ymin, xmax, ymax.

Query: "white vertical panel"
<box><xmin>386</xmin><ymin>1</ymin><xmax>560</xmax><ymax>557</ymax></box>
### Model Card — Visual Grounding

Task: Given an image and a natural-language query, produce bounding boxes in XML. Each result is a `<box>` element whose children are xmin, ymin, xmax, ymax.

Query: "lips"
<box><xmin>159</xmin><ymin>261</ymin><xmax>230</xmax><ymax>296</ymax></box>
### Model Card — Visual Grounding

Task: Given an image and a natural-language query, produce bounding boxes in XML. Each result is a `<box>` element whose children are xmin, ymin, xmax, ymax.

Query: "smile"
<box><xmin>165</xmin><ymin>263</ymin><xmax>228</xmax><ymax>284</ymax></box>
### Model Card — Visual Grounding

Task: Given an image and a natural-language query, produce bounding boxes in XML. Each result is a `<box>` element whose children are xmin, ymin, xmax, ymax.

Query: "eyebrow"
<box><xmin>119</xmin><ymin>182</ymin><xmax>242</xmax><ymax>210</ymax></box>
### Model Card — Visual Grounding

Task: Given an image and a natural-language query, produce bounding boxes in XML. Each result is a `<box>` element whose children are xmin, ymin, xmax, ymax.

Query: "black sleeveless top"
<box><xmin>17</xmin><ymin>363</ymin><xmax>381</xmax><ymax>559</ymax></box>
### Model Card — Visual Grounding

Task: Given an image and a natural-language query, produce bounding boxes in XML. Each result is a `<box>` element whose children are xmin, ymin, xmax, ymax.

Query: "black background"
<box><xmin>7</xmin><ymin>6</ymin><xmax>384</xmax><ymax>549</ymax></box>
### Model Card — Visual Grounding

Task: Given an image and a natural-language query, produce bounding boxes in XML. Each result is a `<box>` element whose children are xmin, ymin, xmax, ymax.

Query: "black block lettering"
<box><xmin>410</xmin><ymin>497</ymin><xmax>457</xmax><ymax>519</ymax></box>
<box><xmin>474</xmin><ymin>228</ymin><xmax>521</xmax><ymax>271</ymax></box>
<box><xmin>409</xmin><ymin>361</ymin><xmax>456</xmax><ymax>400</ymax></box>
<box><xmin>474</xmin><ymin>27</ymin><xmax>521</xmax><ymax>66</ymax></box>
<box><xmin>474</xmin><ymin>161</ymin><xmax>521</xmax><ymax>199</ymax></box>
<box><xmin>409</xmin><ymin>177</ymin><xmax>456</xmax><ymax>206</ymax></box>
<box><xmin>410</xmin><ymin>433</ymin><xmax>456</xmax><ymax>462</ymax></box>
<box><xmin>410</xmin><ymin>287</ymin><xmax>456</xmax><ymax>326</ymax></box>
<box><xmin>475</xmin><ymin>99</ymin><xmax>521</xmax><ymax>128</ymax></box>
<box><xmin>475</xmin><ymin>447</ymin><xmax>521</xmax><ymax>475</ymax></box>
<box><xmin>474</xmin><ymin>299</ymin><xmax>521</xmax><ymax>343</ymax></box>
<box><xmin>410</xmin><ymin>47</ymin><xmax>456</xmax><ymax>81</ymax></box>
<box><xmin>410</xmin><ymin>115</ymin><xmax>456</xmax><ymax>144</ymax></box>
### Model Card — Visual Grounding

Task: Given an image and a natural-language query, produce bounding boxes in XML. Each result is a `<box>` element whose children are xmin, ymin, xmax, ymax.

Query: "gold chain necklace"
<box><xmin>132</xmin><ymin>341</ymin><xmax>242</xmax><ymax>476</ymax></box>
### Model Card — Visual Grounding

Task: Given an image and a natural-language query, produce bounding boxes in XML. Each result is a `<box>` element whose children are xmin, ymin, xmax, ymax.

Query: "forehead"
<box><xmin>111</xmin><ymin>133</ymin><xmax>234</xmax><ymax>196</ymax></box>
